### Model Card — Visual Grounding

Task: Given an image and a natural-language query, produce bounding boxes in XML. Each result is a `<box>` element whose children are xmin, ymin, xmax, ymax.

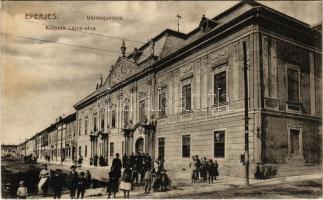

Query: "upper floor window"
<box><xmin>182</xmin><ymin>84</ymin><xmax>191</xmax><ymax>112</ymax></box>
<box><xmin>214</xmin><ymin>71</ymin><xmax>227</xmax><ymax>106</ymax></box>
<box><xmin>124</xmin><ymin>106</ymin><xmax>129</xmax><ymax>126</ymax></box>
<box><xmin>139</xmin><ymin>100</ymin><xmax>146</xmax><ymax>123</ymax></box>
<box><xmin>84</xmin><ymin>117</ymin><xmax>88</xmax><ymax>135</ymax></box>
<box><xmin>78</xmin><ymin>119</ymin><xmax>82</xmax><ymax>136</ymax></box>
<box><xmin>93</xmin><ymin>113</ymin><xmax>98</xmax><ymax>132</ymax></box>
<box><xmin>287</xmin><ymin>68</ymin><xmax>299</xmax><ymax>102</ymax></box>
<box><xmin>111</xmin><ymin>110</ymin><xmax>116</xmax><ymax>128</ymax></box>
<box><xmin>159</xmin><ymin>87</ymin><xmax>167</xmax><ymax>118</ymax></box>
<box><xmin>100</xmin><ymin>110</ymin><xmax>105</xmax><ymax>131</ymax></box>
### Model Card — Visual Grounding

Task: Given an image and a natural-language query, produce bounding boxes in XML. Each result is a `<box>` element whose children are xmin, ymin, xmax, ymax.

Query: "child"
<box><xmin>160</xmin><ymin>169</ymin><xmax>169</xmax><ymax>191</ymax></box>
<box><xmin>119</xmin><ymin>167</ymin><xmax>132</xmax><ymax>198</ymax></box>
<box><xmin>77</xmin><ymin>172</ymin><xmax>86</xmax><ymax>199</ymax></box>
<box><xmin>143</xmin><ymin>169</ymin><xmax>152</xmax><ymax>194</ymax></box>
<box><xmin>17</xmin><ymin>181</ymin><xmax>28</xmax><ymax>199</ymax></box>
<box><xmin>107</xmin><ymin>171</ymin><xmax>118</xmax><ymax>198</ymax></box>
<box><xmin>208</xmin><ymin>159</ymin><xmax>215</xmax><ymax>184</ymax></box>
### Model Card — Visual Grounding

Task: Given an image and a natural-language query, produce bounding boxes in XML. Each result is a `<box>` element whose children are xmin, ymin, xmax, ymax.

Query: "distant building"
<box><xmin>1</xmin><ymin>145</ymin><xmax>18</xmax><ymax>157</ymax></box>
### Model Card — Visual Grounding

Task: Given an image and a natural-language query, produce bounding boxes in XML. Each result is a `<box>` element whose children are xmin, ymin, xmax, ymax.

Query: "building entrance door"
<box><xmin>290</xmin><ymin>129</ymin><xmax>300</xmax><ymax>156</ymax></box>
<box><xmin>135</xmin><ymin>138</ymin><xmax>144</xmax><ymax>154</ymax></box>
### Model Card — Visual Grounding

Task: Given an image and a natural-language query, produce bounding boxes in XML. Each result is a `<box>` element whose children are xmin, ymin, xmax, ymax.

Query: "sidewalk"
<box><xmin>50</xmin><ymin>173</ymin><xmax>320</xmax><ymax>199</ymax></box>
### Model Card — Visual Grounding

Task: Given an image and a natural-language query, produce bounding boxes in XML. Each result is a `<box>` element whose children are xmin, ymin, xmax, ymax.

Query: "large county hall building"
<box><xmin>18</xmin><ymin>1</ymin><xmax>322</xmax><ymax>177</ymax></box>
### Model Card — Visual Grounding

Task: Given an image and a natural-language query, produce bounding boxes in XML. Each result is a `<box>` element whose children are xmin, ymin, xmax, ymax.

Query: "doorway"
<box><xmin>135</xmin><ymin>138</ymin><xmax>144</xmax><ymax>154</ymax></box>
<box><xmin>289</xmin><ymin>128</ymin><xmax>302</xmax><ymax>156</ymax></box>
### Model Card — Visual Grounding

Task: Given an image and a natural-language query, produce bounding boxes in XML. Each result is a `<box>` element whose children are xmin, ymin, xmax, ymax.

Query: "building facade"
<box><xmin>18</xmin><ymin>1</ymin><xmax>321</xmax><ymax>177</ymax></box>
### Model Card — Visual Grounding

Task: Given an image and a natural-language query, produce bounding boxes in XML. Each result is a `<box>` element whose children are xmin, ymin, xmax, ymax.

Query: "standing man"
<box><xmin>50</xmin><ymin>169</ymin><xmax>63</xmax><ymax>199</ymax></box>
<box><xmin>68</xmin><ymin>165</ymin><xmax>78</xmax><ymax>199</ymax></box>
<box><xmin>93</xmin><ymin>154</ymin><xmax>98</xmax><ymax>167</ymax></box>
<box><xmin>78</xmin><ymin>155</ymin><xmax>83</xmax><ymax>168</ymax></box>
<box><xmin>111</xmin><ymin>153</ymin><xmax>122</xmax><ymax>181</ymax></box>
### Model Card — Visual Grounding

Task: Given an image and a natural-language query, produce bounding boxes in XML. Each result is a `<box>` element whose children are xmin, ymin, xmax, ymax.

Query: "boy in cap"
<box><xmin>17</xmin><ymin>181</ymin><xmax>28</xmax><ymax>199</ymax></box>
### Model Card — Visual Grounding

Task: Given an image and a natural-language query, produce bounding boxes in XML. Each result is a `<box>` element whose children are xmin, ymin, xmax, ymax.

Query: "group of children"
<box><xmin>190</xmin><ymin>156</ymin><xmax>219</xmax><ymax>184</ymax></box>
<box><xmin>106</xmin><ymin>159</ymin><xmax>170</xmax><ymax>198</ymax></box>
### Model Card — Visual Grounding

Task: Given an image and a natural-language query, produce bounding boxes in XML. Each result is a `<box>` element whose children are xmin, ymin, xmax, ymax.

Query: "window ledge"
<box><xmin>286</xmin><ymin>100</ymin><xmax>302</xmax><ymax>113</ymax></box>
<box><xmin>181</xmin><ymin>110</ymin><xmax>193</xmax><ymax>115</ymax></box>
<box><xmin>158</xmin><ymin>116</ymin><xmax>167</xmax><ymax>120</ymax></box>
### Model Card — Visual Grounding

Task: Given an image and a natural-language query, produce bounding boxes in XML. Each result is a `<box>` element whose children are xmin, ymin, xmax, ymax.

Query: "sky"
<box><xmin>1</xmin><ymin>1</ymin><xmax>321</xmax><ymax>145</ymax></box>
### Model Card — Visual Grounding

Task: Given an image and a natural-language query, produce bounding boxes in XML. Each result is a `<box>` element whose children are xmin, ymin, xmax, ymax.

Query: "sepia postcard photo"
<box><xmin>1</xmin><ymin>0</ymin><xmax>322</xmax><ymax>199</ymax></box>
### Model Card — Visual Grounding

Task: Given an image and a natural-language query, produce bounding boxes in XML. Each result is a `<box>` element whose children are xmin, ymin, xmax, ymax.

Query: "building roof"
<box><xmin>74</xmin><ymin>0</ymin><xmax>321</xmax><ymax>110</ymax></box>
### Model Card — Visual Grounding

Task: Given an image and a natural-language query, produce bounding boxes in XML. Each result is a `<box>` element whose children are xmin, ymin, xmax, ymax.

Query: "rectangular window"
<box><xmin>93</xmin><ymin>114</ymin><xmax>98</xmax><ymax>132</ymax></box>
<box><xmin>85</xmin><ymin>145</ymin><xmax>87</xmax><ymax>158</ymax></box>
<box><xmin>287</xmin><ymin>68</ymin><xmax>299</xmax><ymax>102</ymax></box>
<box><xmin>100</xmin><ymin>110</ymin><xmax>105</xmax><ymax>131</ymax></box>
<box><xmin>122</xmin><ymin>141</ymin><xmax>124</xmax><ymax>156</ymax></box>
<box><xmin>139</xmin><ymin>100</ymin><xmax>146</xmax><ymax>123</ymax></box>
<box><xmin>182</xmin><ymin>135</ymin><xmax>190</xmax><ymax>158</ymax></box>
<box><xmin>78</xmin><ymin>119</ymin><xmax>82</xmax><ymax>136</ymax></box>
<box><xmin>124</xmin><ymin>106</ymin><xmax>129</xmax><ymax>126</ymax></box>
<box><xmin>84</xmin><ymin>117</ymin><xmax>88</xmax><ymax>135</ymax></box>
<box><xmin>214</xmin><ymin>131</ymin><xmax>225</xmax><ymax>158</ymax></box>
<box><xmin>112</xmin><ymin>110</ymin><xmax>116</xmax><ymax>128</ymax></box>
<box><xmin>159</xmin><ymin>87</ymin><xmax>167</xmax><ymax>118</ymax></box>
<box><xmin>158</xmin><ymin>137</ymin><xmax>165</xmax><ymax>159</ymax></box>
<box><xmin>79</xmin><ymin>146</ymin><xmax>82</xmax><ymax>157</ymax></box>
<box><xmin>182</xmin><ymin>84</ymin><xmax>191</xmax><ymax>112</ymax></box>
<box><xmin>214</xmin><ymin>71</ymin><xmax>227</xmax><ymax>106</ymax></box>
<box><xmin>73</xmin><ymin>122</ymin><xmax>76</xmax><ymax>137</ymax></box>
<box><xmin>110</xmin><ymin>142</ymin><xmax>114</xmax><ymax>157</ymax></box>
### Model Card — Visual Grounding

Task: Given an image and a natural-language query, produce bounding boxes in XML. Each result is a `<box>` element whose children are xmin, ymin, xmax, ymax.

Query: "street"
<box><xmin>2</xmin><ymin>158</ymin><xmax>322</xmax><ymax>199</ymax></box>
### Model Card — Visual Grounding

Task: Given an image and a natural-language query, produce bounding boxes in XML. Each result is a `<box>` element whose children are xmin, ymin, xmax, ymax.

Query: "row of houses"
<box><xmin>17</xmin><ymin>1</ymin><xmax>322</xmax><ymax>177</ymax></box>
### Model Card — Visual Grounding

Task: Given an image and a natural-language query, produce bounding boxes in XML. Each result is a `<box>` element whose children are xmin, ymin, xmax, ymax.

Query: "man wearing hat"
<box><xmin>68</xmin><ymin>165</ymin><xmax>78</xmax><ymax>199</ymax></box>
<box><xmin>38</xmin><ymin>164</ymin><xmax>51</xmax><ymax>195</ymax></box>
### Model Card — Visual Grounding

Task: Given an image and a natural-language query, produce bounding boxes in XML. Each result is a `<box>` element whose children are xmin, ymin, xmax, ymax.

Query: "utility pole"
<box><xmin>176</xmin><ymin>14</ymin><xmax>182</xmax><ymax>32</ymax></box>
<box><xmin>243</xmin><ymin>41</ymin><xmax>250</xmax><ymax>186</ymax></box>
<box><xmin>25</xmin><ymin>138</ymin><xmax>27</xmax><ymax>157</ymax></box>
<box><xmin>60</xmin><ymin>118</ymin><xmax>63</xmax><ymax>165</ymax></box>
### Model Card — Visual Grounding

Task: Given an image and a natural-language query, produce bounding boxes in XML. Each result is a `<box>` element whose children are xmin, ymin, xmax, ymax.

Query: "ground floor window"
<box><xmin>214</xmin><ymin>130</ymin><xmax>225</xmax><ymax>158</ymax></box>
<box><xmin>158</xmin><ymin>137</ymin><xmax>165</xmax><ymax>159</ymax></box>
<box><xmin>182</xmin><ymin>135</ymin><xmax>190</xmax><ymax>158</ymax></box>
<box><xmin>85</xmin><ymin>145</ymin><xmax>87</xmax><ymax>157</ymax></box>
<box><xmin>79</xmin><ymin>146</ymin><xmax>82</xmax><ymax>157</ymax></box>
<box><xmin>122</xmin><ymin>141</ymin><xmax>124</xmax><ymax>156</ymax></box>
<box><xmin>110</xmin><ymin>142</ymin><xmax>114</xmax><ymax>157</ymax></box>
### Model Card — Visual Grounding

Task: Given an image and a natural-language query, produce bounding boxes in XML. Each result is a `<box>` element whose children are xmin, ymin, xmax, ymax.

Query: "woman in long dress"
<box><xmin>38</xmin><ymin>164</ymin><xmax>51</xmax><ymax>195</ymax></box>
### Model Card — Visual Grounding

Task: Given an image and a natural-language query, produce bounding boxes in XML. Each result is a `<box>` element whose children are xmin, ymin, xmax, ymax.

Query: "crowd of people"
<box><xmin>16</xmin><ymin>152</ymin><xmax>169</xmax><ymax>199</ymax></box>
<box><xmin>190</xmin><ymin>155</ymin><xmax>219</xmax><ymax>184</ymax></box>
<box><xmin>13</xmin><ymin>153</ymin><xmax>222</xmax><ymax>198</ymax></box>
<box><xmin>107</xmin><ymin>152</ymin><xmax>169</xmax><ymax>198</ymax></box>
<box><xmin>27</xmin><ymin>164</ymin><xmax>92</xmax><ymax>199</ymax></box>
